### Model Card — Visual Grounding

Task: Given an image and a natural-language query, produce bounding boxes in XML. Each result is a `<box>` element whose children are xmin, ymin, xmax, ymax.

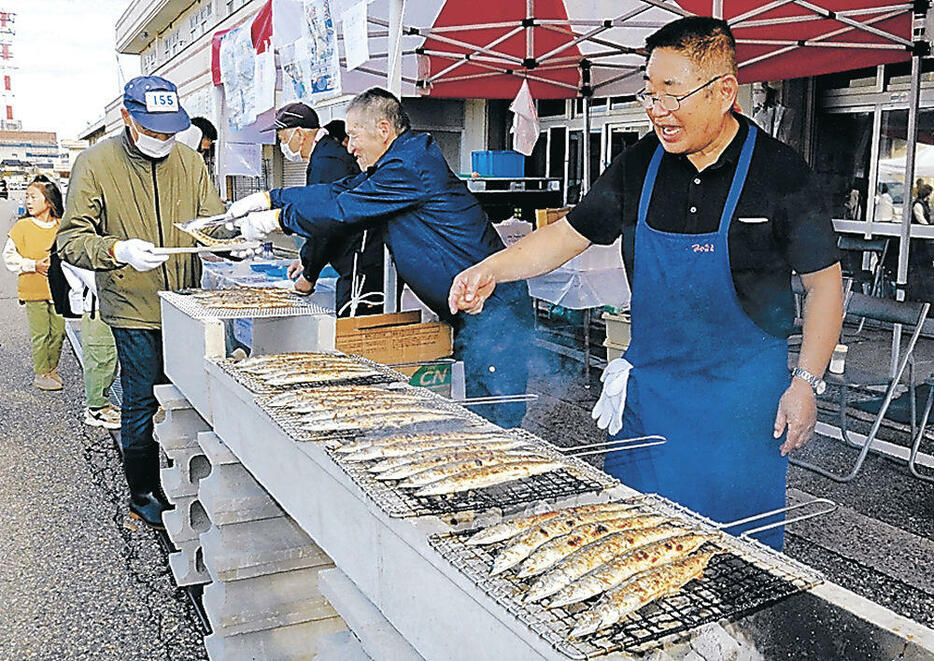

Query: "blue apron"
<box><xmin>604</xmin><ymin>126</ymin><xmax>790</xmax><ymax>549</ymax></box>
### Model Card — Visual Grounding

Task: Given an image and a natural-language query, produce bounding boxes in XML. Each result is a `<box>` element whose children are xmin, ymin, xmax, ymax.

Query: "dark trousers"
<box><xmin>111</xmin><ymin>327</ymin><xmax>168</xmax><ymax>494</ymax></box>
<box><xmin>454</xmin><ymin>295</ymin><xmax>533</xmax><ymax>429</ymax></box>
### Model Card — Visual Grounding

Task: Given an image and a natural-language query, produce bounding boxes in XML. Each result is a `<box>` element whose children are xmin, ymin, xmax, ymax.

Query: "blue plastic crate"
<box><xmin>471</xmin><ymin>150</ymin><xmax>525</xmax><ymax>177</ymax></box>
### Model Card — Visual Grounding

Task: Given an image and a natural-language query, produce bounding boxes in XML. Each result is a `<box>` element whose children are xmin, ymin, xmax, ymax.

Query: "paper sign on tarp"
<box><xmin>253</xmin><ymin>50</ymin><xmax>276</xmax><ymax>115</ymax></box>
<box><xmin>280</xmin><ymin>0</ymin><xmax>342</xmax><ymax>104</ymax></box>
<box><xmin>222</xmin><ymin>142</ymin><xmax>263</xmax><ymax>177</ymax></box>
<box><xmin>341</xmin><ymin>1</ymin><xmax>368</xmax><ymax>71</ymax></box>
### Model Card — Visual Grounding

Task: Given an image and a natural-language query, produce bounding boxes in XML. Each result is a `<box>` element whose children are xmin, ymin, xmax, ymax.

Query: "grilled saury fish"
<box><xmin>414</xmin><ymin>459</ymin><xmax>565</xmax><ymax>497</ymax></box>
<box><xmin>465</xmin><ymin>503</ymin><xmax>635</xmax><ymax>546</ymax></box>
<box><xmin>546</xmin><ymin>532</ymin><xmax>709</xmax><ymax>607</ymax></box>
<box><xmin>569</xmin><ymin>552</ymin><xmax>717</xmax><ymax>637</ymax></box>
<box><xmin>516</xmin><ymin>515</ymin><xmax>669</xmax><ymax>579</ymax></box>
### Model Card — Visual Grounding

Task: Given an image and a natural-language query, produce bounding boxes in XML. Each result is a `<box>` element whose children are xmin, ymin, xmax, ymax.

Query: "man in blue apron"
<box><xmin>448</xmin><ymin>17</ymin><xmax>843</xmax><ymax>549</ymax></box>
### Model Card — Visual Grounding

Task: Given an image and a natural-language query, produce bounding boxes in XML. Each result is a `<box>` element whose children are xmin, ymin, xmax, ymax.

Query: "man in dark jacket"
<box><xmin>275</xmin><ymin>102</ymin><xmax>383</xmax><ymax>316</ymax></box>
<box><xmin>229</xmin><ymin>88</ymin><xmax>532</xmax><ymax>428</ymax></box>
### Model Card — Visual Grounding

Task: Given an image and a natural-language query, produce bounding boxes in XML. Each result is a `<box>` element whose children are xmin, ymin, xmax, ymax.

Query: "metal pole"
<box><xmin>582</xmin><ymin>97</ymin><xmax>591</xmax><ymax>196</ymax></box>
<box><xmin>581</xmin><ymin>60</ymin><xmax>592</xmax><ymax>196</ymax></box>
<box><xmin>384</xmin><ymin>0</ymin><xmax>405</xmax><ymax>312</ymax></box>
<box><xmin>894</xmin><ymin>53</ymin><xmax>921</xmax><ymax>374</ymax></box>
<box><xmin>388</xmin><ymin>0</ymin><xmax>405</xmax><ymax>96</ymax></box>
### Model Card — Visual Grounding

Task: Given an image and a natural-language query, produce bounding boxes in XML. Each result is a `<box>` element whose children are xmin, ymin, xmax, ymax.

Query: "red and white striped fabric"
<box><xmin>328</xmin><ymin>0</ymin><xmax>915</xmax><ymax>99</ymax></box>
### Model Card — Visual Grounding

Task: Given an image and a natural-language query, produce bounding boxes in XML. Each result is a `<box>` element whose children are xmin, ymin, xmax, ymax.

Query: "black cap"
<box><xmin>274</xmin><ymin>103</ymin><xmax>320</xmax><ymax>130</ymax></box>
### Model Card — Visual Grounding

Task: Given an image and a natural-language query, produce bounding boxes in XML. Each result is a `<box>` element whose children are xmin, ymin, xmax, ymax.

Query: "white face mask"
<box><xmin>279</xmin><ymin>130</ymin><xmax>304</xmax><ymax>162</ymax></box>
<box><xmin>130</xmin><ymin>118</ymin><xmax>176</xmax><ymax>159</ymax></box>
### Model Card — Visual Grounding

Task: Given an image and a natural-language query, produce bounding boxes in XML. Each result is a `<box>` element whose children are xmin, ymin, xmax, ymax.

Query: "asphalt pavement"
<box><xmin>0</xmin><ymin>267</ymin><xmax>206</xmax><ymax>660</ymax></box>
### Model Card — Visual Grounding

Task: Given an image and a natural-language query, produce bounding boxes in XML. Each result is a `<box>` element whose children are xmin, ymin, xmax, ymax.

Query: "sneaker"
<box><xmin>85</xmin><ymin>405</ymin><xmax>121</xmax><ymax>430</ymax></box>
<box><xmin>47</xmin><ymin>368</ymin><xmax>63</xmax><ymax>386</ymax></box>
<box><xmin>34</xmin><ymin>373</ymin><xmax>63</xmax><ymax>391</ymax></box>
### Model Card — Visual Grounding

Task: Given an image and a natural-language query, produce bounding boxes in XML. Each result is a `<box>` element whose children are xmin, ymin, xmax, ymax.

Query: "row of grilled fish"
<box><xmin>189</xmin><ymin>287</ymin><xmax>305</xmax><ymax>309</ymax></box>
<box><xmin>233</xmin><ymin>352</ymin><xmax>383</xmax><ymax>387</ymax></box>
<box><xmin>261</xmin><ymin>384</ymin><xmax>474</xmax><ymax>434</ymax></box>
<box><xmin>334</xmin><ymin>431</ymin><xmax>570</xmax><ymax>496</ymax></box>
<box><xmin>466</xmin><ymin>502</ymin><xmax>718</xmax><ymax>637</ymax></box>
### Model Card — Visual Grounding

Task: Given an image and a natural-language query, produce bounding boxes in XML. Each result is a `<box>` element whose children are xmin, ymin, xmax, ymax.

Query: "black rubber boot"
<box><xmin>124</xmin><ymin>448</ymin><xmax>167</xmax><ymax>529</ymax></box>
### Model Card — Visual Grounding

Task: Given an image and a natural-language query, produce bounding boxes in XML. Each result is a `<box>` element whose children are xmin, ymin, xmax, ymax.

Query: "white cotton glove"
<box><xmin>230</xmin><ymin>245</ymin><xmax>262</xmax><ymax>260</ymax></box>
<box><xmin>235</xmin><ymin>209</ymin><xmax>282</xmax><ymax>242</ymax></box>
<box><xmin>225</xmin><ymin>191</ymin><xmax>271</xmax><ymax>221</ymax></box>
<box><xmin>591</xmin><ymin>357</ymin><xmax>633</xmax><ymax>436</ymax></box>
<box><xmin>112</xmin><ymin>239</ymin><xmax>169</xmax><ymax>272</ymax></box>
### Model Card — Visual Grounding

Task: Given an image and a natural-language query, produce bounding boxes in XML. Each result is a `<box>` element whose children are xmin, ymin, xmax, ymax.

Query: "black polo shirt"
<box><xmin>566</xmin><ymin>114</ymin><xmax>839</xmax><ymax>338</ymax></box>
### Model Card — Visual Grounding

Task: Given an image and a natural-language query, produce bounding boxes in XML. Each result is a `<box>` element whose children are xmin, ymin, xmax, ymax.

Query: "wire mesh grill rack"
<box><xmin>160</xmin><ymin>289</ymin><xmax>331</xmax><ymax>320</ymax></box>
<box><xmin>329</xmin><ymin>428</ymin><xmax>620</xmax><ymax>520</ymax></box>
<box><xmin>428</xmin><ymin>493</ymin><xmax>823</xmax><ymax>659</ymax></box>
<box><xmin>213</xmin><ymin>353</ymin><xmax>408</xmax><ymax>394</ymax></box>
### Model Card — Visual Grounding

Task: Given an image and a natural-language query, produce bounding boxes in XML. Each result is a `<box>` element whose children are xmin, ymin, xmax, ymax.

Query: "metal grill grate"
<box><xmin>330</xmin><ymin>428</ymin><xmax>620</xmax><ymax>519</ymax></box>
<box><xmin>428</xmin><ymin>494</ymin><xmax>823</xmax><ymax>659</ymax></box>
<box><xmin>213</xmin><ymin>353</ymin><xmax>408</xmax><ymax>394</ymax></box>
<box><xmin>160</xmin><ymin>289</ymin><xmax>330</xmax><ymax>320</ymax></box>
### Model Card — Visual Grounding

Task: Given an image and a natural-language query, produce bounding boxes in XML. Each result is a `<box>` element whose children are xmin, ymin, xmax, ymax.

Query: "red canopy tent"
<box><xmin>388</xmin><ymin>0</ymin><xmax>922</xmax><ymax>300</ymax></box>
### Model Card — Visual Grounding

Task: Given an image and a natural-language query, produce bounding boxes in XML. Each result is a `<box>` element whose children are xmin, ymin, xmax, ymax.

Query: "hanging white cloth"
<box><xmin>509</xmin><ymin>79</ymin><xmax>540</xmax><ymax>157</ymax></box>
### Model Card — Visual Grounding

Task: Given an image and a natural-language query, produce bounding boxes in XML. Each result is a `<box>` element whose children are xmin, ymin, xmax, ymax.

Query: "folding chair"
<box><xmin>836</xmin><ymin>235</ymin><xmax>890</xmax><ymax>297</ymax></box>
<box><xmin>908</xmin><ymin>376</ymin><xmax>934</xmax><ymax>483</ymax></box>
<box><xmin>790</xmin><ymin>293</ymin><xmax>930</xmax><ymax>482</ymax></box>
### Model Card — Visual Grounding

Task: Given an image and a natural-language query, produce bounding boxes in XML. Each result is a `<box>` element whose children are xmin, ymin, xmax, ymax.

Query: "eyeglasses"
<box><xmin>636</xmin><ymin>75</ymin><xmax>725</xmax><ymax>112</ymax></box>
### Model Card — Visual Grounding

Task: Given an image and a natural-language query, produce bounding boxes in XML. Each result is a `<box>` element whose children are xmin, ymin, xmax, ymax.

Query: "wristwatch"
<box><xmin>792</xmin><ymin>367</ymin><xmax>826</xmax><ymax>395</ymax></box>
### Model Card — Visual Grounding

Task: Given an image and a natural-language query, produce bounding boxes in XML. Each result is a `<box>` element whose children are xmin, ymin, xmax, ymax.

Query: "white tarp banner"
<box><xmin>341</xmin><ymin>1</ymin><xmax>369</xmax><ymax>71</ymax></box>
<box><xmin>219</xmin><ymin>26</ymin><xmax>258</xmax><ymax>130</ymax></box>
<box><xmin>509</xmin><ymin>79</ymin><xmax>540</xmax><ymax>156</ymax></box>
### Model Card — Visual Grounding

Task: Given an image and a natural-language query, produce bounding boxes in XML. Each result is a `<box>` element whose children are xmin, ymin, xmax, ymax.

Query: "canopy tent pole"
<box><xmin>893</xmin><ymin>53</ymin><xmax>922</xmax><ymax>374</ymax></box>
<box><xmin>383</xmin><ymin>0</ymin><xmax>405</xmax><ymax>313</ymax></box>
<box><xmin>581</xmin><ymin>59</ymin><xmax>592</xmax><ymax>197</ymax></box>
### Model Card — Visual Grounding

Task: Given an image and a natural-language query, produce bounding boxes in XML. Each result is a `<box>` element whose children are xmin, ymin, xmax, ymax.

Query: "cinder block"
<box><xmin>153</xmin><ymin>383</ymin><xmax>191</xmax><ymax>411</ymax></box>
<box><xmin>161</xmin><ymin>450</ymin><xmax>211</xmax><ymax>501</ymax></box>
<box><xmin>163</xmin><ymin>499</ymin><xmax>212</xmax><ymax>545</ymax></box>
<box><xmin>200</xmin><ymin>516</ymin><xmax>333</xmax><ymax>582</ymax></box>
<box><xmin>197</xmin><ymin>431</ymin><xmax>239</xmax><ymax>467</ymax></box>
<box><xmin>318</xmin><ymin>568</ymin><xmax>422</xmax><ymax>661</ymax></box>
<box><xmin>204</xmin><ymin>616</ymin><xmax>347</xmax><ymax>661</ymax></box>
<box><xmin>203</xmin><ymin>566</ymin><xmax>340</xmax><ymax>636</ymax></box>
<box><xmin>168</xmin><ymin>539</ymin><xmax>210</xmax><ymax>587</ymax></box>
<box><xmin>199</xmin><ymin>462</ymin><xmax>284</xmax><ymax>525</ymax></box>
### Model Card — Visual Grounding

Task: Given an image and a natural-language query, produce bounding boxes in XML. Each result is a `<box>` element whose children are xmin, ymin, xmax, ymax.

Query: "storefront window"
<box><xmin>876</xmin><ymin>109</ymin><xmax>934</xmax><ymax>223</ymax></box>
<box><xmin>813</xmin><ymin>111</ymin><xmax>872</xmax><ymax>220</ymax></box>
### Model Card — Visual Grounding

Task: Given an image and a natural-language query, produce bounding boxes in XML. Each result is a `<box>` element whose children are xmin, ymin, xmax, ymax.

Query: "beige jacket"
<box><xmin>57</xmin><ymin>130</ymin><xmax>225</xmax><ymax>329</ymax></box>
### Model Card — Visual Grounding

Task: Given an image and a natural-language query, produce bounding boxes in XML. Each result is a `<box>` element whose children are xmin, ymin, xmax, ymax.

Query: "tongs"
<box><xmin>177</xmin><ymin>212</ymin><xmax>233</xmax><ymax>232</ymax></box>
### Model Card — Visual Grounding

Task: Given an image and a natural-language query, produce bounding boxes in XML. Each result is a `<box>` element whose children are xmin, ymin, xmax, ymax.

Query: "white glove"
<box><xmin>112</xmin><ymin>239</ymin><xmax>169</xmax><ymax>272</ymax></box>
<box><xmin>236</xmin><ymin>209</ymin><xmax>282</xmax><ymax>242</ymax></box>
<box><xmin>591</xmin><ymin>357</ymin><xmax>633</xmax><ymax>436</ymax></box>
<box><xmin>230</xmin><ymin>245</ymin><xmax>262</xmax><ymax>260</ymax></box>
<box><xmin>225</xmin><ymin>191</ymin><xmax>271</xmax><ymax>221</ymax></box>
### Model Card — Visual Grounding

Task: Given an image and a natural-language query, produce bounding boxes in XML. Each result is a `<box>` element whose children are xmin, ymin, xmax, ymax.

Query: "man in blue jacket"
<box><xmin>228</xmin><ymin>88</ymin><xmax>531</xmax><ymax>428</ymax></box>
<box><xmin>275</xmin><ymin>102</ymin><xmax>384</xmax><ymax>316</ymax></box>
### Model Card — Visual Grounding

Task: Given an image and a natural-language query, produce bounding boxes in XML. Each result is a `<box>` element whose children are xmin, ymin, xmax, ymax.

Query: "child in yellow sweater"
<box><xmin>2</xmin><ymin>177</ymin><xmax>65</xmax><ymax>390</ymax></box>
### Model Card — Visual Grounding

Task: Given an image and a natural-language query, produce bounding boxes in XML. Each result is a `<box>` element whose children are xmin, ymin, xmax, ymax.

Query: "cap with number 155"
<box><xmin>123</xmin><ymin>75</ymin><xmax>191</xmax><ymax>135</ymax></box>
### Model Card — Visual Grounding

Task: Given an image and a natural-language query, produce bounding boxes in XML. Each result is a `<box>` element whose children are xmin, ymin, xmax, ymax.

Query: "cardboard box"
<box><xmin>335</xmin><ymin>311</ymin><xmax>453</xmax><ymax>366</ymax></box>
<box><xmin>535</xmin><ymin>206</ymin><xmax>571</xmax><ymax>230</ymax></box>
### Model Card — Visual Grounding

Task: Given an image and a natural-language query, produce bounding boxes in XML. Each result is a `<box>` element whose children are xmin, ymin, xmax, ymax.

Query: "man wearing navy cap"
<box><xmin>58</xmin><ymin>75</ymin><xmax>226</xmax><ymax>528</ymax></box>
<box><xmin>274</xmin><ymin>101</ymin><xmax>384</xmax><ymax>316</ymax></box>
